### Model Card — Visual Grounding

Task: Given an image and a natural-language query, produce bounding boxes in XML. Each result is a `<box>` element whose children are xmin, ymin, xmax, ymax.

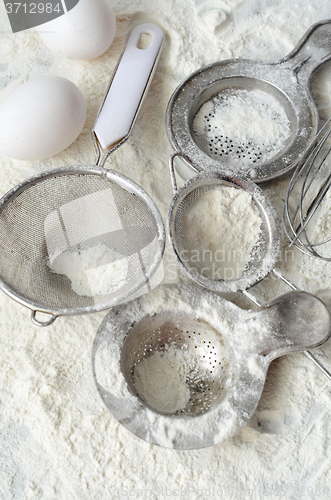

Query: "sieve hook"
<box><xmin>169</xmin><ymin>152</ymin><xmax>202</xmax><ymax>193</ymax></box>
<box><xmin>31</xmin><ymin>310</ymin><xmax>59</xmax><ymax>327</ymax></box>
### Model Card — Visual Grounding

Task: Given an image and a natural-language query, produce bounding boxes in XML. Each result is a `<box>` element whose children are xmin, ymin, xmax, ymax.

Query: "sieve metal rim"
<box><xmin>166</xmin><ymin>61</ymin><xmax>316</xmax><ymax>184</ymax></box>
<box><xmin>167</xmin><ymin>169</ymin><xmax>282</xmax><ymax>293</ymax></box>
<box><xmin>166</xmin><ymin>20</ymin><xmax>331</xmax><ymax>183</ymax></box>
<box><xmin>0</xmin><ymin>164</ymin><xmax>166</xmax><ymax>321</ymax></box>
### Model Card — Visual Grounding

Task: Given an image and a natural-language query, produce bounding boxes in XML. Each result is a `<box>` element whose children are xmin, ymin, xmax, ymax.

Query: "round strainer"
<box><xmin>167</xmin><ymin>156</ymin><xmax>281</xmax><ymax>293</ymax></box>
<box><xmin>92</xmin><ymin>284</ymin><xmax>331</xmax><ymax>449</ymax></box>
<box><xmin>0</xmin><ymin>24</ymin><xmax>165</xmax><ymax>326</ymax></box>
<box><xmin>166</xmin><ymin>20</ymin><xmax>331</xmax><ymax>183</ymax></box>
<box><xmin>166</xmin><ymin>155</ymin><xmax>331</xmax><ymax>381</ymax></box>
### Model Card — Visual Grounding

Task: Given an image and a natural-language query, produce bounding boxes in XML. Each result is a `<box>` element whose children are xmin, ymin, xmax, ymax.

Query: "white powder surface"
<box><xmin>133</xmin><ymin>345</ymin><xmax>192</xmax><ymax>414</ymax></box>
<box><xmin>193</xmin><ymin>89</ymin><xmax>291</xmax><ymax>165</ymax></box>
<box><xmin>50</xmin><ymin>244</ymin><xmax>128</xmax><ymax>296</ymax></box>
<box><xmin>182</xmin><ymin>186</ymin><xmax>262</xmax><ymax>280</ymax></box>
<box><xmin>1</xmin><ymin>0</ymin><xmax>331</xmax><ymax>498</ymax></box>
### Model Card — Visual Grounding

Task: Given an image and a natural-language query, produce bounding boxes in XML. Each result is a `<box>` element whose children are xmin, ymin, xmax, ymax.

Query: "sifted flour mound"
<box><xmin>132</xmin><ymin>345</ymin><xmax>192</xmax><ymax>414</ymax></box>
<box><xmin>193</xmin><ymin>89</ymin><xmax>291</xmax><ymax>165</ymax></box>
<box><xmin>50</xmin><ymin>244</ymin><xmax>128</xmax><ymax>296</ymax></box>
<box><xmin>182</xmin><ymin>186</ymin><xmax>262</xmax><ymax>280</ymax></box>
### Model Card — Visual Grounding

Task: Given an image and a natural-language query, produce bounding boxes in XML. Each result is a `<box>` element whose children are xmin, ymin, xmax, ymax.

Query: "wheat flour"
<box><xmin>193</xmin><ymin>88</ymin><xmax>291</xmax><ymax>165</ymax></box>
<box><xmin>182</xmin><ymin>186</ymin><xmax>262</xmax><ymax>280</ymax></box>
<box><xmin>1</xmin><ymin>0</ymin><xmax>331</xmax><ymax>498</ymax></box>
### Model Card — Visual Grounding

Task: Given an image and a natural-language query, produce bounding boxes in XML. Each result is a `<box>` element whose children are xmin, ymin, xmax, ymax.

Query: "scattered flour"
<box><xmin>182</xmin><ymin>186</ymin><xmax>262</xmax><ymax>280</ymax></box>
<box><xmin>1</xmin><ymin>0</ymin><xmax>331</xmax><ymax>498</ymax></box>
<box><xmin>193</xmin><ymin>89</ymin><xmax>291</xmax><ymax>165</ymax></box>
<box><xmin>50</xmin><ymin>244</ymin><xmax>128</xmax><ymax>296</ymax></box>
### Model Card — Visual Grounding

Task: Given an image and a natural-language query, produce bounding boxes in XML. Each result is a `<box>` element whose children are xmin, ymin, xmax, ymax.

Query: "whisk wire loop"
<box><xmin>283</xmin><ymin>116</ymin><xmax>331</xmax><ymax>260</ymax></box>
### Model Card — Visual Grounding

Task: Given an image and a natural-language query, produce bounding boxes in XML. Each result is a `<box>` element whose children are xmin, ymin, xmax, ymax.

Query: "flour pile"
<box><xmin>133</xmin><ymin>345</ymin><xmax>192</xmax><ymax>413</ymax></box>
<box><xmin>182</xmin><ymin>186</ymin><xmax>262</xmax><ymax>280</ymax></box>
<box><xmin>50</xmin><ymin>244</ymin><xmax>128</xmax><ymax>296</ymax></box>
<box><xmin>193</xmin><ymin>89</ymin><xmax>291</xmax><ymax>165</ymax></box>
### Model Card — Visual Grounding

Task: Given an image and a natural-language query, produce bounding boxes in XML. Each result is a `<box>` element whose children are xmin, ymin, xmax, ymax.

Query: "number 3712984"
<box><xmin>5</xmin><ymin>3</ymin><xmax>61</xmax><ymax>14</ymax></box>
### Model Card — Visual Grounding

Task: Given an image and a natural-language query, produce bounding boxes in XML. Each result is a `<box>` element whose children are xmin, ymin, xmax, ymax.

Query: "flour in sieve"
<box><xmin>182</xmin><ymin>186</ymin><xmax>262</xmax><ymax>280</ymax></box>
<box><xmin>2</xmin><ymin>0</ymin><xmax>331</xmax><ymax>497</ymax></box>
<box><xmin>132</xmin><ymin>344</ymin><xmax>193</xmax><ymax>414</ymax></box>
<box><xmin>193</xmin><ymin>89</ymin><xmax>291</xmax><ymax>165</ymax></box>
<box><xmin>50</xmin><ymin>243</ymin><xmax>128</xmax><ymax>296</ymax></box>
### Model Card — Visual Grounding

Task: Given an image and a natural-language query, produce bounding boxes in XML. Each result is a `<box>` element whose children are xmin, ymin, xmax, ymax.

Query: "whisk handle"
<box><xmin>93</xmin><ymin>23</ymin><xmax>164</xmax><ymax>152</ymax></box>
<box><xmin>280</xmin><ymin>19</ymin><xmax>331</xmax><ymax>84</ymax></box>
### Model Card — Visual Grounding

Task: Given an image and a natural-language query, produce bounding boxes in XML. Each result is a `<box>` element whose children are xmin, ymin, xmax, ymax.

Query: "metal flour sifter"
<box><xmin>92</xmin><ymin>284</ymin><xmax>331</xmax><ymax>449</ymax></box>
<box><xmin>0</xmin><ymin>24</ymin><xmax>165</xmax><ymax>326</ymax></box>
<box><xmin>167</xmin><ymin>154</ymin><xmax>331</xmax><ymax>380</ymax></box>
<box><xmin>166</xmin><ymin>20</ymin><xmax>331</xmax><ymax>183</ymax></box>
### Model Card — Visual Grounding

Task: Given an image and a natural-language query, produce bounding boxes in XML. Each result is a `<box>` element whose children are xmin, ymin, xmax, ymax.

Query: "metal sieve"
<box><xmin>92</xmin><ymin>284</ymin><xmax>331</xmax><ymax>449</ymax></box>
<box><xmin>0</xmin><ymin>23</ymin><xmax>165</xmax><ymax>326</ymax></box>
<box><xmin>167</xmin><ymin>154</ymin><xmax>331</xmax><ymax>381</ymax></box>
<box><xmin>167</xmin><ymin>153</ymin><xmax>281</xmax><ymax>293</ymax></box>
<box><xmin>121</xmin><ymin>310</ymin><xmax>229</xmax><ymax>417</ymax></box>
<box><xmin>166</xmin><ymin>20</ymin><xmax>331</xmax><ymax>183</ymax></box>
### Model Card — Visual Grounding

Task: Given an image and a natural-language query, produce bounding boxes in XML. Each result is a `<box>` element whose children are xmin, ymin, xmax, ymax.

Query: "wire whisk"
<box><xmin>283</xmin><ymin>116</ymin><xmax>331</xmax><ymax>260</ymax></box>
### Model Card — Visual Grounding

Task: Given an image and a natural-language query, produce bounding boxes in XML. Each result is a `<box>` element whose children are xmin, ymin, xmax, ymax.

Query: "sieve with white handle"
<box><xmin>166</xmin><ymin>20</ymin><xmax>331</xmax><ymax>183</ymax></box>
<box><xmin>0</xmin><ymin>23</ymin><xmax>165</xmax><ymax>326</ymax></box>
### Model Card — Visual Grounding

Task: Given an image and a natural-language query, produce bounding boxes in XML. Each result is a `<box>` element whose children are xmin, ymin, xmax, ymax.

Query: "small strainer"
<box><xmin>92</xmin><ymin>284</ymin><xmax>331</xmax><ymax>449</ymax></box>
<box><xmin>167</xmin><ymin>153</ymin><xmax>281</xmax><ymax>293</ymax></box>
<box><xmin>166</xmin><ymin>20</ymin><xmax>331</xmax><ymax>183</ymax></box>
<box><xmin>0</xmin><ymin>24</ymin><xmax>165</xmax><ymax>326</ymax></box>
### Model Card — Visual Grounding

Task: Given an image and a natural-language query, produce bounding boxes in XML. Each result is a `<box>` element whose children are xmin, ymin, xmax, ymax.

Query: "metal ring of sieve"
<box><xmin>167</xmin><ymin>165</ymin><xmax>281</xmax><ymax>293</ymax></box>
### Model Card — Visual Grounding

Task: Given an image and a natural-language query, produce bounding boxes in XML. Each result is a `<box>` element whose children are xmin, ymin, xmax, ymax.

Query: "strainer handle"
<box><xmin>31</xmin><ymin>310</ymin><xmax>58</xmax><ymax>327</ymax></box>
<box><xmin>169</xmin><ymin>152</ymin><xmax>199</xmax><ymax>193</ymax></box>
<box><xmin>279</xmin><ymin>19</ymin><xmax>331</xmax><ymax>85</ymax></box>
<box><xmin>93</xmin><ymin>23</ymin><xmax>164</xmax><ymax>153</ymax></box>
<box><xmin>245</xmin><ymin>270</ymin><xmax>331</xmax><ymax>381</ymax></box>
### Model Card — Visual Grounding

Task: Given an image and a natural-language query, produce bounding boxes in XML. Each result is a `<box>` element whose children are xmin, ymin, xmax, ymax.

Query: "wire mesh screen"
<box><xmin>171</xmin><ymin>182</ymin><xmax>267</xmax><ymax>287</ymax></box>
<box><xmin>0</xmin><ymin>172</ymin><xmax>162</xmax><ymax>312</ymax></box>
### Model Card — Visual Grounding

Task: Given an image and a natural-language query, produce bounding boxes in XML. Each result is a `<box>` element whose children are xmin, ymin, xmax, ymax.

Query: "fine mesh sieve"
<box><xmin>167</xmin><ymin>154</ymin><xmax>281</xmax><ymax>293</ymax></box>
<box><xmin>166</xmin><ymin>20</ymin><xmax>331</xmax><ymax>183</ymax></box>
<box><xmin>92</xmin><ymin>284</ymin><xmax>331</xmax><ymax>449</ymax></box>
<box><xmin>0</xmin><ymin>24</ymin><xmax>165</xmax><ymax>326</ymax></box>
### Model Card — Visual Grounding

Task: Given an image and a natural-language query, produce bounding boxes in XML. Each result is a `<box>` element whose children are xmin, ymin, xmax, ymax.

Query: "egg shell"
<box><xmin>37</xmin><ymin>0</ymin><xmax>116</xmax><ymax>60</ymax></box>
<box><xmin>0</xmin><ymin>76</ymin><xmax>87</xmax><ymax>161</ymax></box>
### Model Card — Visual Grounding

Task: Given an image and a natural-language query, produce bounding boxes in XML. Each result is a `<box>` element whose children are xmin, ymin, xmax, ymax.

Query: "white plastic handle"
<box><xmin>93</xmin><ymin>23</ymin><xmax>164</xmax><ymax>151</ymax></box>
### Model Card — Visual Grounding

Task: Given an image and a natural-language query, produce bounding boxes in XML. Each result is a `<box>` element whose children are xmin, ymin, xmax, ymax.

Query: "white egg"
<box><xmin>36</xmin><ymin>0</ymin><xmax>116</xmax><ymax>60</ymax></box>
<box><xmin>0</xmin><ymin>76</ymin><xmax>86</xmax><ymax>161</ymax></box>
